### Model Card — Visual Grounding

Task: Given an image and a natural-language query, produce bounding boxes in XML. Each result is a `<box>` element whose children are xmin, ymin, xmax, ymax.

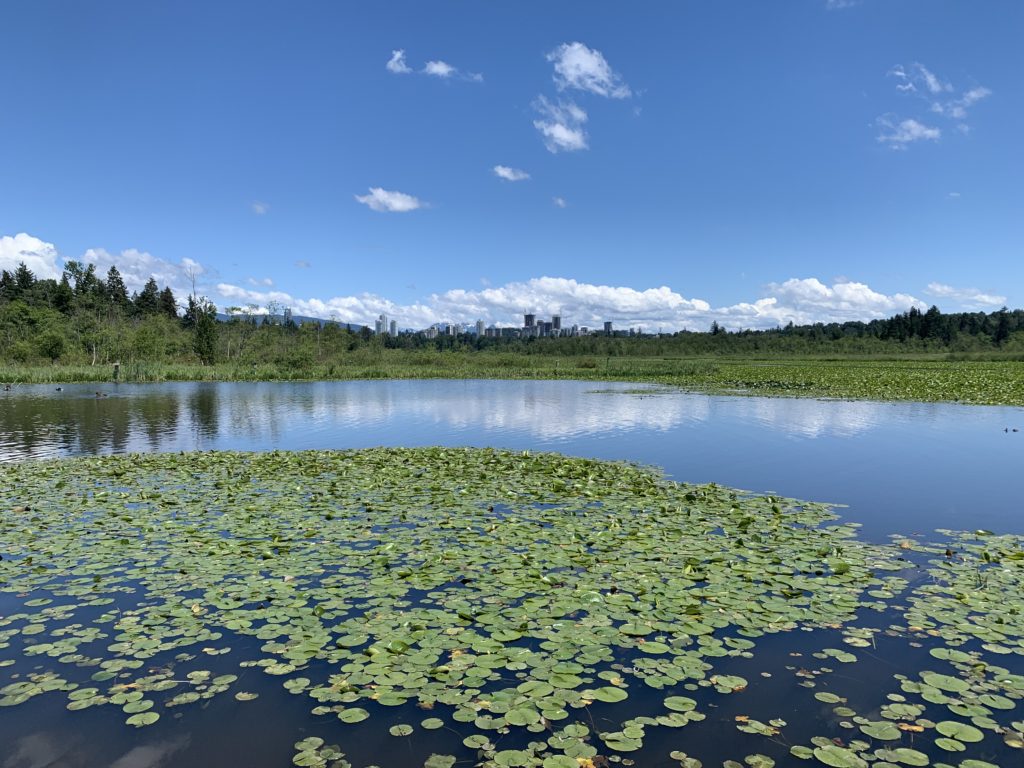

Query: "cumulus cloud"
<box><xmin>533</xmin><ymin>96</ymin><xmax>588</xmax><ymax>153</ymax></box>
<box><xmin>211</xmin><ymin>275</ymin><xmax>927</xmax><ymax>333</ymax></box>
<box><xmin>248</xmin><ymin>277</ymin><xmax>274</xmax><ymax>287</ymax></box>
<box><xmin>250</xmin><ymin>201</ymin><xmax>269</xmax><ymax>215</ymax></box>
<box><xmin>925</xmin><ymin>282</ymin><xmax>1006</xmax><ymax>310</ymax></box>
<box><xmin>386</xmin><ymin>49</ymin><xmax>412</xmax><ymax>74</ymax></box>
<box><xmin>547</xmin><ymin>42</ymin><xmax>631</xmax><ymax>98</ymax></box>
<box><xmin>2</xmin><ymin>231</ymin><xmax>215</xmax><ymax>301</ymax></box>
<box><xmin>82</xmin><ymin>248</ymin><xmax>210</xmax><ymax>298</ymax></box>
<box><xmin>0</xmin><ymin>232</ymin><xmax>62</xmax><ymax>279</ymax></box>
<box><xmin>552</xmin><ymin>197</ymin><xmax>568</xmax><ymax>208</ymax></box>
<box><xmin>354</xmin><ymin>187</ymin><xmax>426</xmax><ymax>213</ymax></box>
<box><xmin>493</xmin><ymin>165</ymin><xmax>530</xmax><ymax>182</ymax></box>
<box><xmin>423</xmin><ymin>60</ymin><xmax>455</xmax><ymax>78</ymax></box>
<box><xmin>876</xmin><ymin>116</ymin><xmax>940</xmax><ymax>148</ymax></box>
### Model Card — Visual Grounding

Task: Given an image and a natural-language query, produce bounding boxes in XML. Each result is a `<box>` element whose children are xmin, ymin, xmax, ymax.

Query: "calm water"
<box><xmin>1</xmin><ymin>380</ymin><xmax>1023</xmax><ymax>768</ymax></box>
<box><xmin>2</xmin><ymin>379</ymin><xmax>1022</xmax><ymax>539</ymax></box>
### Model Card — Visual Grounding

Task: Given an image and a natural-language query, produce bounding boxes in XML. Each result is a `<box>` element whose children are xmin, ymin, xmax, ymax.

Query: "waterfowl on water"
<box><xmin>95</xmin><ymin>391</ymin><xmax>108</xmax><ymax>398</ymax></box>
<box><xmin>55</xmin><ymin>386</ymin><xmax>63</xmax><ymax>392</ymax></box>
<box><xmin>2</xmin><ymin>384</ymin><xmax>10</xmax><ymax>391</ymax></box>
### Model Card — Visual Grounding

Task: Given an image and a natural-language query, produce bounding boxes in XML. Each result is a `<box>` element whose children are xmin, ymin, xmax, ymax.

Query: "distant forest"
<box><xmin>2</xmin><ymin>260</ymin><xmax>1024</xmax><ymax>368</ymax></box>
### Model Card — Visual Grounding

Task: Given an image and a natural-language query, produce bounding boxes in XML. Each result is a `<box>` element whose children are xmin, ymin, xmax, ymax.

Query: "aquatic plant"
<box><xmin>0</xmin><ymin>448</ymin><xmax>1021</xmax><ymax>766</ymax></box>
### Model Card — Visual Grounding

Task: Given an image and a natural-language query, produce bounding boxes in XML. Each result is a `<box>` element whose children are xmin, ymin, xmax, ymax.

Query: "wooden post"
<box><xmin>113</xmin><ymin>361</ymin><xmax>120</xmax><ymax>381</ymax></box>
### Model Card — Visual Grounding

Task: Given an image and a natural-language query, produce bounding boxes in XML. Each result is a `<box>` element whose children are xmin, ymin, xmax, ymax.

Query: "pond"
<box><xmin>2</xmin><ymin>380</ymin><xmax>1022</xmax><ymax>540</ymax></box>
<box><xmin>1</xmin><ymin>380</ymin><xmax>1023</xmax><ymax>768</ymax></box>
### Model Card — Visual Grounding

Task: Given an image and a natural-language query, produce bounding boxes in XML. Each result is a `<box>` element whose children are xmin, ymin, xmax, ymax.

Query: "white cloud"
<box><xmin>826</xmin><ymin>0</ymin><xmax>861</xmax><ymax>8</ymax></box>
<box><xmin>387</xmin><ymin>50</ymin><xmax>481</xmax><ymax>82</ymax></box>
<box><xmin>251</xmin><ymin>201</ymin><xmax>269</xmax><ymax>215</ymax></box>
<box><xmin>947</xmin><ymin>191</ymin><xmax>961</xmax><ymax>199</ymax></box>
<box><xmin>876</xmin><ymin>116</ymin><xmax>940</xmax><ymax>148</ymax></box>
<box><xmin>423</xmin><ymin>60</ymin><xmax>455</xmax><ymax>78</ymax></box>
<box><xmin>916</xmin><ymin>63</ymin><xmax>951</xmax><ymax>94</ymax></box>
<box><xmin>925</xmin><ymin>282</ymin><xmax>1006</xmax><ymax>310</ymax></box>
<box><xmin>931</xmin><ymin>86</ymin><xmax>991</xmax><ymax>120</ymax></box>
<box><xmin>354</xmin><ymin>187</ymin><xmax>426</xmax><ymax>213</ymax></box>
<box><xmin>82</xmin><ymin>248</ymin><xmax>210</xmax><ymax>298</ymax></box>
<box><xmin>552</xmin><ymin>197</ymin><xmax>567</xmax><ymax>208</ymax></box>
<box><xmin>295</xmin><ymin>260</ymin><xmax>312</xmax><ymax>269</ymax></box>
<box><xmin>211</xmin><ymin>275</ymin><xmax>927</xmax><ymax>333</ymax></box>
<box><xmin>533</xmin><ymin>96</ymin><xmax>588</xmax><ymax>153</ymax></box>
<box><xmin>887</xmin><ymin>63</ymin><xmax>990</xmax><ymax>137</ymax></box>
<box><xmin>493</xmin><ymin>165</ymin><xmax>530</xmax><ymax>182</ymax></box>
<box><xmin>0</xmin><ymin>232</ymin><xmax>61</xmax><ymax>279</ymax></box>
<box><xmin>386</xmin><ymin>49</ymin><xmax>412</xmax><ymax>74</ymax></box>
<box><xmin>547</xmin><ymin>42</ymin><xmax>631</xmax><ymax>99</ymax></box>
<box><xmin>248</xmin><ymin>277</ymin><xmax>274</xmax><ymax>287</ymax></box>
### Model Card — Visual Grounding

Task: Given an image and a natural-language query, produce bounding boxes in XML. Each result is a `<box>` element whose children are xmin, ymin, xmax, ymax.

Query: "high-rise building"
<box><xmin>604</xmin><ymin>321</ymin><xmax>613</xmax><ymax>335</ymax></box>
<box><xmin>475</xmin><ymin>319</ymin><xmax>485</xmax><ymax>336</ymax></box>
<box><xmin>389</xmin><ymin>320</ymin><xmax>398</xmax><ymax>336</ymax></box>
<box><xmin>552</xmin><ymin>314</ymin><xmax>561</xmax><ymax>331</ymax></box>
<box><xmin>375</xmin><ymin>313</ymin><xmax>389</xmax><ymax>335</ymax></box>
<box><xmin>524</xmin><ymin>313</ymin><xmax>536</xmax><ymax>328</ymax></box>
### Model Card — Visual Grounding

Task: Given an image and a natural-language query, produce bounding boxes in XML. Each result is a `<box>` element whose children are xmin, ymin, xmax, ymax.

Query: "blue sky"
<box><xmin>1</xmin><ymin>0</ymin><xmax>1021</xmax><ymax>330</ymax></box>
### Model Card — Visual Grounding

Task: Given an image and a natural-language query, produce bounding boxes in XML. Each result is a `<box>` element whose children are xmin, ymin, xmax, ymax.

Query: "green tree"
<box><xmin>14</xmin><ymin>262</ymin><xmax>35</xmax><ymax>294</ymax></box>
<box><xmin>133</xmin><ymin>278</ymin><xmax>160</xmax><ymax>315</ymax></box>
<box><xmin>995</xmin><ymin>307</ymin><xmax>1011</xmax><ymax>346</ymax></box>
<box><xmin>36</xmin><ymin>329</ymin><xmax>67</xmax><ymax>361</ymax></box>
<box><xmin>104</xmin><ymin>266</ymin><xmax>130</xmax><ymax>312</ymax></box>
<box><xmin>53</xmin><ymin>275</ymin><xmax>74</xmax><ymax>314</ymax></box>
<box><xmin>158</xmin><ymin>286</ymin><xmax>178</xmax><ymax>318</ymax></box>
<box><xmin>188</xmin><ymin>296</ymin><xmax>218</xmax><ymax>364</ymax></box>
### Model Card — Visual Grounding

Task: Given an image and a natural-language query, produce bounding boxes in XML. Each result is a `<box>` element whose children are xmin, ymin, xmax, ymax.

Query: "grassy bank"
<box><xmin>3</xmin><ymin>353</ymin><xmax>1024</xmax><ymax>406</ymax></box>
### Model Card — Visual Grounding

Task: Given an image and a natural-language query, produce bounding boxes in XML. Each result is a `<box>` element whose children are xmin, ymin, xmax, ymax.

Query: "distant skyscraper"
<box><xmin>375</xmin><ymin>313</ymin><xmax>388</xmax><ymax>335</ymax></box>
<box><xmin>524</xmin><ymin>313</ymin><xmax>535</xmax><ymax>328</ymax></box>
<box><xmin>604</xmin><ymin>321</ymin><xmax>613</xmax><ymax>335</ymax></box>
<box><xmin>552</xmin><ymin>314</ymin><xmax>561</xmax><ymax>331</ymax></box>
<box><xmin>475</xmin><ymin>319</ymin><xmax>485</xmax><ymax>336</ymax></box>
<box><xmin>389</xmin><ymin>319</ymin><xmax>397</xmax><ymax>336</ymax></box>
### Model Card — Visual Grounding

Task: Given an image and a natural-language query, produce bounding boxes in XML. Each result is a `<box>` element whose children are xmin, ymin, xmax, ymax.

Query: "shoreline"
<box><xmin>3</xmin><ymin>357</ymin><xmax>1024</xmax><ymax>406</ymax></box>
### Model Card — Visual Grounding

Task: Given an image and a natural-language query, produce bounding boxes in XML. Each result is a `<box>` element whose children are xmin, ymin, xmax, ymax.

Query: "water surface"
<box><xmin>2</xmin><ymin>379</ymin><xmax>1021</xmax><ymax>539</ymax></box>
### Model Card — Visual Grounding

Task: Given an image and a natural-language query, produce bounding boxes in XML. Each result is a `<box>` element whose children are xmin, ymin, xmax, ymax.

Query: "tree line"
<box><xmin>0</xmin><ymin>261</ymin><xmax>217</xmax><ymax>365</ymax></box>
<box><xmin>2</xmin><ymin>258</ymin><xmax>1023</xmax><ymax>368</ymax></box>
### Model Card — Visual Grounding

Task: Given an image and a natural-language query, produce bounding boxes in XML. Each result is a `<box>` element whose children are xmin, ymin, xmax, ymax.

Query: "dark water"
<box><xmin>2</xmin><ymin>380</ymin><xmax>1022</xmax><ymax>539</ymax></box>
<box><xmin>1</xmin><ymin>380</ymin><xmax>1023</xmax><ymax>768</ymax></box>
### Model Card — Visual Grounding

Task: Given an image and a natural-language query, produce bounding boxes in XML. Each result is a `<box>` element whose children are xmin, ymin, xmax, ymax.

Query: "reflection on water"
<box><xmin>1</xmin><ymin>380</ymin><xmax>904</xmax><ymax>460</ymax></box>
<box><xmin>4</xmin><ymin>731</ymin><xmax>190</xmax><ymax>768</ymax></box>
<box><xmin>2</xmin><ymin>379</ymin><xmax>1022</xmax><ymax>537</ymax></box>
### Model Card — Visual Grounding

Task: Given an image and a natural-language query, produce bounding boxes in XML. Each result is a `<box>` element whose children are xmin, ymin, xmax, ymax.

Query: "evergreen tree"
<box><xmin>187</xmin><ymin>296</ymin><xmax>218</xmax><ymax>364</ymax></box>
<box><xmin>0</xmin><ymin>270</ymin><xmax>13</xmax><ymax>300</ymax></box>
<box><xmin>158</xmin><ymin>286</ymin><xmax>178</xmax><ymax>318</ymax></box>
<box><xmin>133</xmin><ymin>278</ymin><xmax>160</xmax><ymax>315</ymax></box>
<box><xmin>54</xmin><ymin>275</ymin><xmax>74</xmax><ymax>314</ymax></box>
<box><xmin>995</xmin><ymin>307</ymin><xmax>1011</xmax><ymax>346</ymax></box>
<box><xmin>105</xmin><ymin>266</ymin><xmax>130</xmax><ymax>311</ymax></box>
<box><xmin>14</xmin><ymin>262</ymin><xmax>35</xmax><ymax>294</ymax></box>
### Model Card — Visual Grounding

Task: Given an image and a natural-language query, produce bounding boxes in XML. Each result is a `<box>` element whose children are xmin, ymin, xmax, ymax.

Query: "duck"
<box><xmin>2</xmin><ymin>384</ymin><xmax>10</xmax><ymax>391</ymax></box>
<box><xmin>94</xmin><ymin>391</ymin><xmax>108</xmax><ymax>398</ymax></box>
<box><xmin>55</xmin><ymin>386</ymin><xmax>63</xmax><ymax>392</ymax></box>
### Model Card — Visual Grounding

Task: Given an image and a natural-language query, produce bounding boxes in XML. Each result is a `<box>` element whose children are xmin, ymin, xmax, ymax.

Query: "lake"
<box><xmin>2</xmin><ymin>380</ymin><xmax>1022</xmax><ymax>540</ymax></box>
<box><xmin>1</xmin><ymin>380</ymin><xmax>1023</xmax><ymax>768</ymax></box>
